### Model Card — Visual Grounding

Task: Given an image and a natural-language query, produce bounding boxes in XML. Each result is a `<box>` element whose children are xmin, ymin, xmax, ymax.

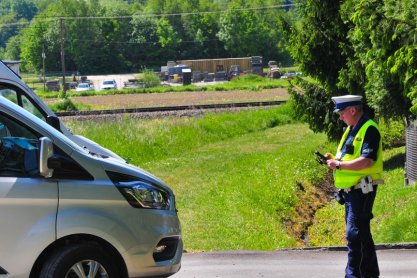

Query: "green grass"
<box><xmin>63</xmin><ymin>104</ymin><xmax>415</xmax><ymax>251</ymax></box>
<box><xmin>64</xmin><ymin>104</ymin><xmax>330</xmax><ymax>251</ymax></box>
<box><xmin>146</xmin><ymin>123</ymin><xmax>331</xmax><ymax>251</ymax></box>
<box><xmin>64</xmin><ymin>104</ymin><xmax>296</xmax><ymax>165</ymax></box>
<box><xmin>373</xmin><ymin>146</ymin><xmax>417</xmax><ymax>243</ymax></box>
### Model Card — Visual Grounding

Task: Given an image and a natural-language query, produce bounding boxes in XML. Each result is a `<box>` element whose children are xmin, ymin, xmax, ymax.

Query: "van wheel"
<box><xmin>40</xmin><ymin>243</ymin><xmax>121</xmax><ymax>278</ymax></box>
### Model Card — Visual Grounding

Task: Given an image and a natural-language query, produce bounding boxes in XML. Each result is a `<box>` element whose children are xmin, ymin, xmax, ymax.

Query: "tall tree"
<box><xmin>130</xmin><ymin>14</ymin><xmax>164</xmax><ymax>68</ymax></box>
<box><xmin>0</xmin><ymin>0</ymin><xmax>38</xmax><ymax>49</ymax></box>
<box><xmin>339</xmin><ymin>0</ymin><xmax>413</xmax><ymax>119</ymax></box>
<box><xmin>283</xmin><ymin>0</ymin><xmax>417</xmax><ymax>142</ymax></box>
<box><xmin>20</xmin><ymin>0</ymin><xmax>138</xmax><ymax>74</ymax></box>
<box><xmin>217</xmin><ymin>0</ymin><xmax>293</xmax><ymax>63</ymax></box>
<box><xmin>281</xmin><ymin>0</ymin><xmax>350</xmax><ymax>140</ymax></box>
<box><xmin>285</xmin><ymin>0</ymin><xmax>349</xmax><ymax>92</ymax></box>
<box><xmin>156</xmin><ymin>17</ymin><xmax>182</xmax><ymax>60</ymax></box>
<box><xmin>217</xmin><ymin>0</ymin><xmax>268</xmax><ymax>57</ymax></box>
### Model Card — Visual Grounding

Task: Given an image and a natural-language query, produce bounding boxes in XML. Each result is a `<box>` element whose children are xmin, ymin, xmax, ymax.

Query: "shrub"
<box><xmin>49</xmin><ymin>98</ymin><xmax>78</xmax><ymax>112</ymax></box>
<box><xmin>143</xmin><ymin>70</ymin><xmax>161</xmax><ymax>88</ymax></box>
<box><xmin>231</xmin><ymin>74</ymin><xmax>265</xmax><ymax>83</ymax></box>
<box><xmin>379</xmin><ymin>118</ymin><xmax>405</xmax><ymax>148</ymax></box>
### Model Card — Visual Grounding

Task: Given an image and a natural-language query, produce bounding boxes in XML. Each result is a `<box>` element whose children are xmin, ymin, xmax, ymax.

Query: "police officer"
<box><xmin>325</xmin><ymin>95</ymin><xmax>383</xmax><ymax>278</ymax></box>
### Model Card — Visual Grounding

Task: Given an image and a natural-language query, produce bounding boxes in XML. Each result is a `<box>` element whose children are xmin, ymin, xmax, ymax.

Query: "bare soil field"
<box><xmin>45</xmin><ymin>88</ymin><xmax>289</xmax><ymax>109</ymax></box>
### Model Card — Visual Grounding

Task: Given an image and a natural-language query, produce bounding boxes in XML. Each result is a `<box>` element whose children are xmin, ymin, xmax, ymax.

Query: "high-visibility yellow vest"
<box><xmin>334</xmin><ymin>119</ymin><xmax>383</xmax><ymax>189</ymax></box>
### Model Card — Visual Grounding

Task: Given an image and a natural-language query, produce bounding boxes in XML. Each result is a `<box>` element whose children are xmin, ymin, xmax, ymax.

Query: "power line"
<box><xmin>0</xmin><ymin>4</ymin><xmax>298</xmax><ymax>28</ymax></box>
<box><xmin>0</xmin><ymin>18</ymin><xmax>53</xmax><ymax>28</ymax></box>
<box><xmin>54</xmin><ymin>4</ymin><xmax>298</xmax><ymax>20</ymax></box>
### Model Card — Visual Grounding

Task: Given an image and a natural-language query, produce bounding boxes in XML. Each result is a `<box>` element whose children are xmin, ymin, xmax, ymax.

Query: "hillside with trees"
<box><xmin>0</xmin><ymin>0</ymin><xmax>294</xmax><ymax>74</ymax></box>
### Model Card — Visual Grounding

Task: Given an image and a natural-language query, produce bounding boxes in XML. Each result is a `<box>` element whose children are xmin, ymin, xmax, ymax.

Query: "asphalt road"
<box><xmin>172</xmin><ymin>249</ymin><xmax>417</xmax><ymax>277</ymax></box>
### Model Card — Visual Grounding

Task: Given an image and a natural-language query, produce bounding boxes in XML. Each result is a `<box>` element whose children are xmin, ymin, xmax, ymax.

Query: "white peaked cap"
<box><xmin>331</xmin><ymin>95</ymin><xmax>363</xmax><ymax>113</ymax></box>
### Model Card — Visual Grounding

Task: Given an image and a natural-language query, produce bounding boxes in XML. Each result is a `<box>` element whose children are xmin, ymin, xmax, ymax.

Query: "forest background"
<box><xmin>0</xmin><ymin>0</ymin><xmax>294</xmax><ymax>75</ymax></box>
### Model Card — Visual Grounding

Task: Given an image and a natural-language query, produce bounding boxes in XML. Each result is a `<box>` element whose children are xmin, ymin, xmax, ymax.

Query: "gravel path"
<box><xmin>60</xmin><ymin>106</ymin><xmax>282</xmax><ymax>121</ymax></box>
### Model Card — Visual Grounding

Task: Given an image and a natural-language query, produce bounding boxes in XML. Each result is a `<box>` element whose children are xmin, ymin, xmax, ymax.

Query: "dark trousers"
<box><xmin>344</xmin><ymin>186</ymin><xmax>379</xmax><ymax>278</ymax></box>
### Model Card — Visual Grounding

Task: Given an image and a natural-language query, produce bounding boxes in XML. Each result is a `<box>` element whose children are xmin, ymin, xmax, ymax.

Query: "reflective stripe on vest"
<box><xmin>334</xmin><ymin>119</ymin><xmax>383</xmax><ymax>189</ymax></box>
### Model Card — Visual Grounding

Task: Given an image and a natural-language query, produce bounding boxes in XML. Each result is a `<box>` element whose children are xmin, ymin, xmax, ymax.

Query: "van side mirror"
<box><xmin>46</xmin><ymin>115</ymin><xmax>61</xmax><ymax>132</ymax></box>
<box><xmin>39</xmin><ymin>137</ymin><xmax>54</xmax><ymax>178</ymax></box>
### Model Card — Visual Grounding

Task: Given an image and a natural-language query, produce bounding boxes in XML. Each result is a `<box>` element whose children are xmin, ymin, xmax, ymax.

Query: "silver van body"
<box><xmin>0</xmin><ymin>60</ymin><xmax>124</xmax><ymax>161</ymax></box>
<box><xmin>0</xmin><ymin>93</ymin><xmax>182</xmax><ymax>276</ymax></box>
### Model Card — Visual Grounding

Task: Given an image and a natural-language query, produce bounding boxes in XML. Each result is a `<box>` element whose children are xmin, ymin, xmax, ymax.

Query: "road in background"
<box><xmin>85</xmin><ymin>73</ymin><xmax>136</xmax><ymax>91</ymax></box>
<box><xmin>172</xmin><ymin>249</ymin><xmax>417</xmax><ymax>278</ymax></box>
<box><xmin>84</xmin><ymin>73</ymin><xmax>229</xmax><ymax>91</ymax></box>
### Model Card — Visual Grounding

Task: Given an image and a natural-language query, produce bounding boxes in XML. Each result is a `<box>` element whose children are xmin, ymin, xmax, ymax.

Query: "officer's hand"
<box><xmin>326</xmin><ymin>159</ymin><xmax>338</xmax><ymax>170</ymax></box>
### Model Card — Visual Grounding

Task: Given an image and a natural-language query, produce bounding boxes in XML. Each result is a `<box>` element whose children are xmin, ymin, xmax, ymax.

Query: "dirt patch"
<box><xmin>44</xmin><ymin>88</ymin><xmax>289</xmax><ymax>109</ymax></box>
<box><xmin>283</xmin><ymin>172</ymin><xmax>336</xmax><ymax>246</ymax></box>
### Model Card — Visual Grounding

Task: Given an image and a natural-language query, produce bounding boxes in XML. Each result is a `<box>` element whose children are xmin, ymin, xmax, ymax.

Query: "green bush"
<box><xmin>143</xmin><ymin>70</ymin><xmax>161</xmax><ymax>88</ymax></box>
<box><xmin>49</xmin><ymin>98</ymin><xmax>92</xmax><ymax>112</ymax></box>
<box><xmin>231</xmin><ymin>74</ymin><xmax>265</xmax><ymax>83</ymax></box>
<box><xmin>379</xmin><ymin>118</ymin><xmax>405</xmax><ymax>148</ymax></box>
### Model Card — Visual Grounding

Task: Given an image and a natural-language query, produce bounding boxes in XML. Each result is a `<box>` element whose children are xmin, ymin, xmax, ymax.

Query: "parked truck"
<box><xmin>165</xmin><ymin>56</ymin><xmax>264</xmax><ymax>82</ymax></box>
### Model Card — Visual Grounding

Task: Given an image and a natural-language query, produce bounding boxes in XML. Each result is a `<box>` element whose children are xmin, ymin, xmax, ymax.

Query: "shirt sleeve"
<box><xmin>361</xmin><ymin>125</ymin><xmax>380</xmax><ymax>160</ymax></box>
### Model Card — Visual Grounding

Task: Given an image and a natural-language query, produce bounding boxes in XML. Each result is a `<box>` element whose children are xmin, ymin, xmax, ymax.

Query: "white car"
<box><xmin>75</xmin><ymin>82</ymin><xmax>94</xmax><ymax>92</ymax></box>
<box><xmin>100</xmin><ymin>79</ymin><xmax>117</xmax><ymax>90</ymax></box>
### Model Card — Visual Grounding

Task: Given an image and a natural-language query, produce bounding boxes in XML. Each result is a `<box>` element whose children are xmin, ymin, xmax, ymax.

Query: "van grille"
<box><xmin>406</xmin><ymin>124</ymin><xmax>417</xmax><ymax>184</ymax></box>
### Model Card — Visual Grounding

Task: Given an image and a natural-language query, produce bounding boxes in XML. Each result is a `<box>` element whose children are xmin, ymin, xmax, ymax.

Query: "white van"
<box><xmin>0</xmin><ymin>69</ymin><xmax>182</xmax><ymax>277</ymax></box>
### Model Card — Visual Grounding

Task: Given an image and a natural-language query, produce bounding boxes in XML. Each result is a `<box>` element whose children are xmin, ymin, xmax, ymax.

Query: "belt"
<box><xmin>344</xmin><ymin>179</ymin><xmax>384</xmax><ymax>193</ymax></box>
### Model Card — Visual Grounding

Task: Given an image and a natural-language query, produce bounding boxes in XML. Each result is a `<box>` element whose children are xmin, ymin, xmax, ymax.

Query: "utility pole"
<box><xmin>60</xmin><ymin>17</ymin><xmax>66</xmax><ymax>98</ymax></box>
<box><xmin>42</xmin><ymin>45</ymin><xmax>46</xmax><ymax>91</ymax></box>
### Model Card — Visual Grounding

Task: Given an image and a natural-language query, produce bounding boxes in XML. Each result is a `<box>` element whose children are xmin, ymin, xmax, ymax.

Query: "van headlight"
<box><xmin>107</xmin><ymin>171</ymin><xmax>170</xmax><ymax>210</ymax></box>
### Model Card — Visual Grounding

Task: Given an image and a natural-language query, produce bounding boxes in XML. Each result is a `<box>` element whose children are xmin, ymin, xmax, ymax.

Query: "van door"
<box><xmin>0</xmin><ymin>111</ymin><xmax>57</xmax><ymax>277</ymax></box>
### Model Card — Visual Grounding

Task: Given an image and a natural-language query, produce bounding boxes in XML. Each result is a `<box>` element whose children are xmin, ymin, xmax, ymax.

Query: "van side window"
<box><xmin>0</xmin><ymin>85</ymin><xmax>46</xmax><ymax>121</ymax></box>
<box><xmin>21</xmin><ymin>94</ymin><xmax>45</xmax><ymax>120</ymax></box>
<box><xmin>0</xmin><ymin>113</ymin><xmax>93</xmax><ymax>180</ymax></box>
<box><xmin>0</xmin><ymin>113</ymin><xmax>40</xmax><ymax>177</ymax></box>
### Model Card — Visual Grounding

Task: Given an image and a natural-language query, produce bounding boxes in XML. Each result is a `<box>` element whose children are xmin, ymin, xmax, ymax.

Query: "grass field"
<box><xmin>62</xmin><ymin>104</ymin><xmax>416</xmax><ymax>251</ymax></box>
